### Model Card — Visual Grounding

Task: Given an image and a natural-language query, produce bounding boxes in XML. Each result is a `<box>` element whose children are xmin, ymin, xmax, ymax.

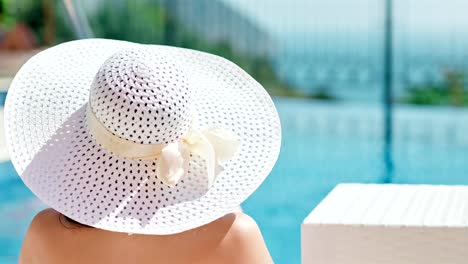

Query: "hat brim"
<box><xmin>5</xmin><ymin>39</ymin><xmax>281</xmax><ymax>234</ymax></box>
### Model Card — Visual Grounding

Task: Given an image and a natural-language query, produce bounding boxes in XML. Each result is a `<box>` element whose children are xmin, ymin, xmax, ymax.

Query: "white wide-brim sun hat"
<box><xmin>5</xmin><ymin>39</ymin><xmax>281</xmax><ymax>235</ymax></box>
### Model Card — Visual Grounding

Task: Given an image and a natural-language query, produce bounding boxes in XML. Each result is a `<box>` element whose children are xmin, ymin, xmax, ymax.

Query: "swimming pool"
<box><xmin>245</xmin><ymin>99</ymin><xmax>468</xmax><ymax>264</ymax></box>
<box><xmin>1</xmin><ymin>98</ymin><xmax>468</xmax><ymax>263</ymax></box>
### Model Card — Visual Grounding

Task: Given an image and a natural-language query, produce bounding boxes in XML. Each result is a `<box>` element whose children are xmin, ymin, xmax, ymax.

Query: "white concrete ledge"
<box><xmin>302</xmin><ymin>184</ymin><xmax>468</xmax><ymax>264</ymax></box>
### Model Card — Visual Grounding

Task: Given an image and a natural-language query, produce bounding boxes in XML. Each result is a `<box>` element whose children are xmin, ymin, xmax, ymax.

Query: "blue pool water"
<box><xmin>244</xmin><ymin>99</ymin><xmax>468</xmax><ymax>264</ymax></box>
<box><xmin>1</xmin><ymin>98</ymin><xmax>468</xmax><ymax>263</ymax></box>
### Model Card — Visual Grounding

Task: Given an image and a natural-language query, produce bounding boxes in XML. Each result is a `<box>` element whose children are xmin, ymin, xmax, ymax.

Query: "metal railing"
<box><xmin>59</xmin><ymin>0</ymin><xmax>468</xmax><ymax>184</ymax></box>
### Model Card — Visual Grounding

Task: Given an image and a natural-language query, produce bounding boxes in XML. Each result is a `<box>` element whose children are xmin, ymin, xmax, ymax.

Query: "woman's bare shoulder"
<box><xmin>203</xmin><ymin>212</ymin><xmax>273</xmax><ymax>264</ymax></box>
<box><xmin>30</xmin><ymin>208</ymin><xmax>61</xmax><ymax>226</ymax></box>
<box><xmin>20</xmin><ymin>209</ymin><xmax>272</xmax><ymax>264</ymax></box>
<box><xmin>19</xmin><ymin>209</ymin><xmax>61</xmax><ymax>264</ymax></box>
<box><xmin>24</xmin><ymin>208</ymin><xmax>63</xmax><ymax>239</ymax></box>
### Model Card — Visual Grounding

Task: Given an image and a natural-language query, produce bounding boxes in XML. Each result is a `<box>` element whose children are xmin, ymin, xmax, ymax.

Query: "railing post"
<box><xmin>62</xmin><ymin>0</ymin><xmax>94</xmax><ymax>39</ymax></box>
<box><xmin>383</xmin><ymin>0</ymin><xmax>394</xmax><ymax>183</ymax></box>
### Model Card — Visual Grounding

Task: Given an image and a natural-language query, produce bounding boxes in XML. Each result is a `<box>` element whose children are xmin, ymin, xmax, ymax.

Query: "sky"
<box><xmin>221</xmin><ymin>0</ymin><xmax>468</xmax><ymax>36</ymax></box>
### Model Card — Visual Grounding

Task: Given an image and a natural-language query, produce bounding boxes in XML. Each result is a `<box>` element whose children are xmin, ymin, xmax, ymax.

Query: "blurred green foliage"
<box><xmin>403</xmin><ymin>70</ymin><xmax>468</xmax><ymax>106</ymax></box>
<box><xmin>90</xmin><ymin>0</ymin><xmax>317</xmax><ymax>98</ymax></box>
<box><xmin>1</xmin><ymin>0</ymin><xmax>75</xmax><ymax>43</ymax></box>
<box><xmin>3</xmin><ymin>0</ymin><xmax>319</xmax><ymax>99</ymax></box>
<box><xmin>90</xmin><ymin>1</ymin><xmax>166</xmax><ymax>44</ymax></box>
<box><xmin>0</xmin><ymin>0</ymin><xmax>16</xmax><ymax>28</ymax></box>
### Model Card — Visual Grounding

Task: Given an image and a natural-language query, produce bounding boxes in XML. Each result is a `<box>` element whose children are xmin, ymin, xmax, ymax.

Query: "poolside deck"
<box><xmin>302</xmin><ymin>184</ymin><xmax>468</xmax><ymax>264</ymax></box>
<box><xmin>0</xmin><ymin>50</ymin><xmax>40</xmax><ymax>90</ymax></box>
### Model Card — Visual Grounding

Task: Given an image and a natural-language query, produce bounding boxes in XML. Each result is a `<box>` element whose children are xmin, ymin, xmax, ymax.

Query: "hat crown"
<box><xmin>89</xmin><ymin>48</ymin><xmax>192</xmax><ymax>144</ymax></box>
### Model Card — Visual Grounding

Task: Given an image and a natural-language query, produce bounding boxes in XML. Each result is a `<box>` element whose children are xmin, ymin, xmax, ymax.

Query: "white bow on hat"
<box><xmin>87</xmin><ymin>104</ymin><xmax>240</xmax><ymax>187</ymax></box>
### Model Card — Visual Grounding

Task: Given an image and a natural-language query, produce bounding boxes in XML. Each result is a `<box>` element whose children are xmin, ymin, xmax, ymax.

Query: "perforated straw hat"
<box><xmin>5</xmin><ymin>39</ymin><xmax>281</xmax><ymax>234</ymax></box>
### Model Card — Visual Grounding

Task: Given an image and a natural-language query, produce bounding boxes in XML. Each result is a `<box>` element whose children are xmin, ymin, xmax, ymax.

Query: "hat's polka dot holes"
<box><xmin>89</xmin><ymin>48</ymin><xmax>192</xmax><ymax>145</ymax></box>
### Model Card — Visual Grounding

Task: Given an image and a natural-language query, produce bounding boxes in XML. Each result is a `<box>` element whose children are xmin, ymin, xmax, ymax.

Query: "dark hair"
<box><xmin>59</xmin><ymin>214</ymin><xmax>91</xmax><ymax>229</ymax></box>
